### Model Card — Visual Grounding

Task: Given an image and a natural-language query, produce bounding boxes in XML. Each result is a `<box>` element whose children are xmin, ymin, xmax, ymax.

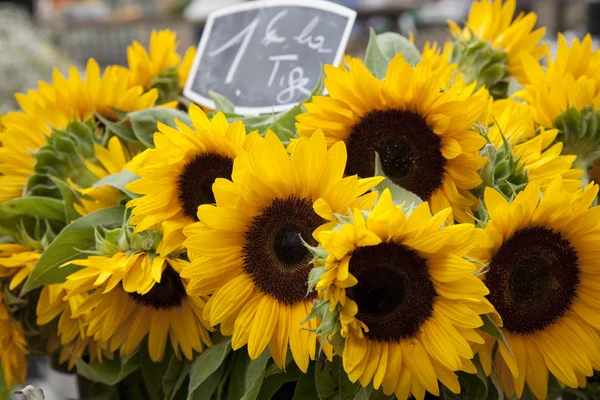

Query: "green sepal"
<box><xmin>21</xmin><ymin>206</ymin><xmax>126</xmax><ymax>294</ymax></box>
<box><xmin>149</xmin><ymin>67</ymin><xmax>181</xmax><ymax>104</ymax></box>
<box><xmin>50</xmin><ymin>176</ymin><xmax>83</xmax><ymax>224</ymax></box>
<box><xmin>26</xmin><ymin>119</ymin><xmax>105</xmax><ymax>198</ymax></box>
<box><xmin>0</xmin><ymin>197</ymin><xmax>65</xmax><ymax>241</ymax></box>
<box><xmin>554</xmin><ymin>106</ymin><xmax>600</xmax><ymax>167</ymax></box>
<box><xmin>475</xmin><ymin>130</ymin><xmax>528</xmax><ymax>203</ymax></box>
<box><xmin>451</xmin><ymin>34</ymin><xmax>510</xmax><ymax>100</ymax></box>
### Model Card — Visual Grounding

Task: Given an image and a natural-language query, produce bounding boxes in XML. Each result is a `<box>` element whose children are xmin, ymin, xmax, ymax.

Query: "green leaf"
<box><xmin>188</xmin><ymin>338</ymin><xmax>232</xmax><ymax>398</ymax></box>
<box><xmin>480</xmin><ymin>314</ymin><xmax>512</xmax><ymax>357</ymax></box>
<box><xmin>376</xmin><ymin>32</ymin><xmax>420</xmax><ymax>67</ymax></box>
<box><xmin>129</xmin><ymin>107</ymin><xmax>192</xmax><ymax>148</ymax></box>
<box><xmin>190</xmin><ymin>364</ymin><xmax>225</xmax><ymax>400</ymax></box>
<box><xmin>268</xmin><ymin>105</ymin><xmax>303</xmax><ymax>144</ymax></box>
<box><xmin>50</xmin><ymin>176</ymin><xmax>82</xmax><ymax>224</ymax></box>
<box><xmin>225</xmin><ymin>351</ymin><xmax>251</xmax><ymax>400</ymax></box>
<box><xmin>140</xmin><ymin>345</ymin><xmax>173</xmax><ymax>400</ymax></box>
<box><xmin>209</xmin><ymin>91</ymin><xmax>235</xmax><ymax>114</ymax></box>
<box><xmin>315</xmin><ymin>356</ymin><xmax>360</xmax><ymax>400</ymax></box>
<box><xmin>93</xmin><ymin>169</ymin><xmax>140</xmax><ymax>199</ymax></box>
<box><xmin>364</xmin><ymin>29</ymin><xmax>420</xmax><ymax>79</ymax></box>
<box><xmin>363</xmin><ymin>28</ymin><xmax>388</xmax><ymax>80</ymax></box>
<box><xmin>374</xmin><ymin>152</ymin><xmax>422</xmax><ymax>211</ymax></box>
<box><xmin>75</xmin><ymin>352</ymin><xmax>140</xmax><ymax>386</ymax></box>
<box><xmin>21</xmin><ymin>206</ymin><xmax>125</xmax><ymax>294</ymax></box>
<box><xmin>163</xmin><ymin>357</ymin><xmax>193</xmax><ymax>400</ymax></box>
<box><xmin>240</xmin><ymin>350</ymin><xmax>272</xmax><ymax>400</ymax></box>
<box><xmin>293</xmin><ymin>362</ymin><xmax>318</xmax><ymax>400</ymax></box>
<box><xmin>304</xmin><ymin>66</ymin><xmax>326</xmax><ymax>103</ymax></box>
<box><xmin>257</xmin><ymin>363</ymin><xmax>302</xmax><ymax>400</ymax></box>
<box><xmin>95</xmin><ymin>113</ymin><xmax>138</xmax><ymax>143</ymax></box>
<box><xmin>0</xmin><ymin>197</ymin><xmax>65</xmax><ymax>236</ymax></box>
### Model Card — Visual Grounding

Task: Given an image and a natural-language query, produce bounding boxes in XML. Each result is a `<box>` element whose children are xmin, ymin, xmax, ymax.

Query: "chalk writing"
<box><xmin>184</xmin><ymin>1</ymin><xmax>356</xmax><ymax>114</ymax></box>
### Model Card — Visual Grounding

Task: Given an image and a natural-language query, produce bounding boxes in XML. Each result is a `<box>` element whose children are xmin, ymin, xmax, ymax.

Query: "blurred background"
<box><xmin>0</xmin><ymin>0</ymin><xmax>598</xmax><ymax>113</ymax></box>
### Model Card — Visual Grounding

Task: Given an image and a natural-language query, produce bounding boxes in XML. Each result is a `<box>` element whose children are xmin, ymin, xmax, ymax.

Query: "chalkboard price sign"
<box><xmin>183</xmin><ymin>0</ymin><xmax>356</xmax><ymax>115</ymax></box>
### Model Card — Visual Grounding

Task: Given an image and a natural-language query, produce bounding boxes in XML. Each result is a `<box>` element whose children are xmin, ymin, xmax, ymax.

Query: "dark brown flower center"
<box><xmin>128</xmin><ymin>266</ymin><xmax>187</xmax><ymax>310</ymax></box>
<box><xmin>486</xmin><ymin>226</ymin><xmax>580</xmax><ymax>334</ymax></box>
<box><xmin>177</xmin><ymin>152</ymin><xmax>233</xmax><ymax>221</ymax></box>
<box><xmin>346</xmin><ymin>242</ymin><xmax>436</xmax><ymax>342</ymax></box>
<box><xmin>345</xmin><ymin>109</ymin><xmax>446</xmax><ymax>201</ymax></box>
<box><xmin>242</xmin><ymin>196</ymin><xmax>325</xmax><ymax>305</ymax></box>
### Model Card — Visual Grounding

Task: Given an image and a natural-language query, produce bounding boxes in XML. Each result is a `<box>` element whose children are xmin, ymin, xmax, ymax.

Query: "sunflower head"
<box><xmin>296</xmin><ymin>54</ymin><xmax>489</xmax><ymax>223</ymax></box>
<box><xmin>181</xmin><ymin>130</ymin><xmax>381</xmax><ymax>372</ymax></box>
<box><xmin>516</xmin><ymin>34</ymin><xmax>600</xmax><ymax>165</ymax></box>
<box><xmin>472</xmin><ymin>177</ymin><xmax>600</xmax><ymax>399</ymax></box>
<box><xmin>127</xmin><ymin>104</ymin><xmax>256</xmax><ymax>256</ymax></box>
<box><xmin>313</xmin><ymin>189</ymin><xmax>492</xmax><ymax>399</ymax></box>
<box><xmin>448</xmin><ymin>0</ymin><xmax>546</xmax><ymax>98</ymax></box>
<box><xmin>127</xmin><ymin>30</ymin><xmax>195</xmax><ymax>102</ymax></box>
<box><xmin>0</xmin><ymin>58</ymin><xmax>158</xmax><ymax>203</ymax></box>
<box><xmin>62</xmin><ymin>228</ymin><xmax>212</xmax><ymax>362</ymax></box>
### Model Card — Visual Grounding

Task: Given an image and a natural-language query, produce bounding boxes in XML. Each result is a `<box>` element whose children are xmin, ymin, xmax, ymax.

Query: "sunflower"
<box><xmin>70</xmin><ymin>136</ymin><xmax>133</xmax><ymax>216</ymax></box>
<box><xmin>296</xmin><ymin>54</ymin><xmax>489</xmax><ymax>223</ymax></box>
<box><xmin>448</xmin><ymin>0</ymin><xmax>546</xmax><ymax>92</ymax></box>
<box><xmin>0</xmin><ymin>243</ymin><xmax>40</xmax><ymax>290</ymax></box>
<box><xmin>127</xmin><ymin>104</ymin><xmax>255</xmax><ymax>255</ymax></box>
<box><xmin>36</xmin><ymin>284</ymin><xmax>112</xmax><ymax>370</ymax></box>
<box><xmin>182</xmin><ymin>131</ymin><xmax>382</xmax><ymax>372</ymax></box>
<box><xmin>127</xmin><ymin>29</ymin><xmax>195</xmax><ymax>90</ymax></box>
<box><xmin>62</xmin><ymin>248</ymin><xmax>212</xmax><ymax>362</ymax></box>
<box><xmin>516</xmin><ymin>34</ymin><xmax>600</xmax><ymax>168</ymax></box>
<box><xmin>0</xmin><ymin>292</ymin><xmax>28</xmax><ymax>388</ymax></box>
<box><xmin>517</xmin><ymin>34</ymin><xmax>600</xmax><ymax>129</ymax></box>
<box><xmin>488</xmin><ymin>99</ymin><xmax>583</xmax><ymax>193</ymax></box>
<box><xmin>473</xmin><ymin>177</ymin><xmax>600</xmax><ymax>399</ymax></box>
<box><xmin>315</xmin><ymin>189</ymin><xmax>492</xmax><ymax>399</ymax></box>
<box><xmin>0</xmin><ymin>59</ymin><xmax>158</xmax><ymax>203</ymax></box>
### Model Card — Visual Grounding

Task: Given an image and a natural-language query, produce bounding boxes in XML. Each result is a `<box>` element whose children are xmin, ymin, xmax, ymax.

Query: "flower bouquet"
<box><xmin>1</xmin><ymin>1</ymin><xmax>600</xmax><ymax>399</ymax></box>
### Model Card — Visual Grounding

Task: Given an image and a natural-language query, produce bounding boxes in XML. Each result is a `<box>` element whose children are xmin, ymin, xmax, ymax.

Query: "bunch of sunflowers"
<box><xmin>1</xmin><ymin>0</ymin><xmax>600</xmax><ymax>399</ymax></box>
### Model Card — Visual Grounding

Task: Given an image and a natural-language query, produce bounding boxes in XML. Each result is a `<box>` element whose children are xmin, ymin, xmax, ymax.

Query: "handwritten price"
<box><xmin>207</xmin><ymin>11</ymin><xmax>332</xmax><ymax>104</ymax></box>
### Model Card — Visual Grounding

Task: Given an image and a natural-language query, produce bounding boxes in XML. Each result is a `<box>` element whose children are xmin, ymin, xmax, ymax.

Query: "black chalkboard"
<box><xmin>183</xmin><ymin>0</ymin><xmax>356</xmax><ymax>115</ymax></box>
